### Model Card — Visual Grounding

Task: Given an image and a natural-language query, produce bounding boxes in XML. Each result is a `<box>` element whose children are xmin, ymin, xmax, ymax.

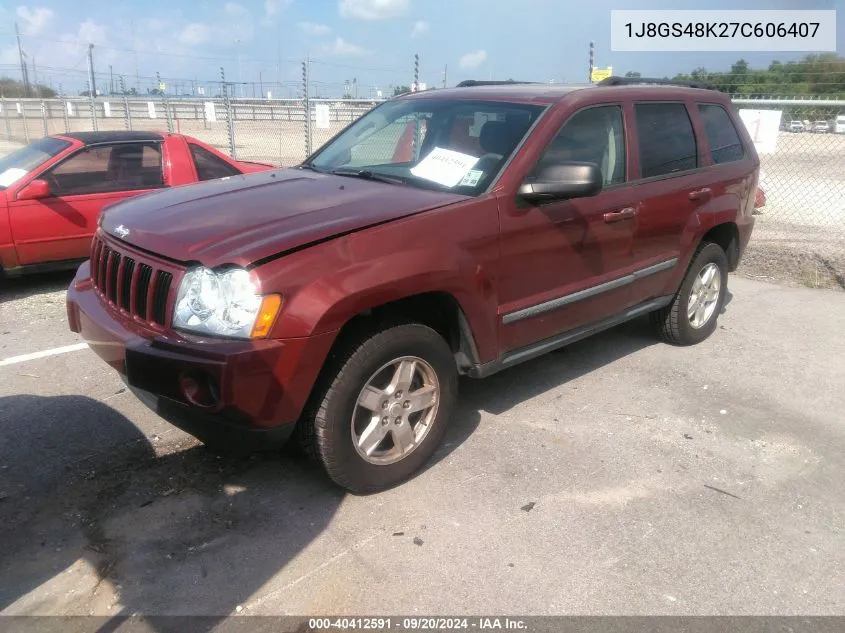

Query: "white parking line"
<box><xmin>0</xmin><ymin>343</ymin><xmax>89</xmax><ymax>367</ymax></box>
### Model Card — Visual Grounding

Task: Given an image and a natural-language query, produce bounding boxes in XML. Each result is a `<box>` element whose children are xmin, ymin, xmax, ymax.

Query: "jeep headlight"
<box><xmin>173</xmin><ymin>267</ymin><xmax>281</xmax><ymax>339</ymax></box>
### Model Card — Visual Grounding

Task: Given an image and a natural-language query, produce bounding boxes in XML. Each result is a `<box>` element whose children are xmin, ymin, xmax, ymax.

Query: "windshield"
<box><xmin>0</xmin><ymin>137</ymin><xmax>71</xmax><ymax>189</ymax></box>
<box><xmin>307</xmin><ymin>98</ymin><xmax>546</xmax><ymax>196</ymax></box>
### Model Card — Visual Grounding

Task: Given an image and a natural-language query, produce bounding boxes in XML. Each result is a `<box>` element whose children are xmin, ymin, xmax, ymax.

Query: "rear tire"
<box><xmin>652</xmin><ymin>241</ymin><xmax>728</xmax><ymax>346</ymax></box>
<box><xmin>299</xmin><ymin>322</ymin><xmax>458</xmax><ymax>494</ymax></box>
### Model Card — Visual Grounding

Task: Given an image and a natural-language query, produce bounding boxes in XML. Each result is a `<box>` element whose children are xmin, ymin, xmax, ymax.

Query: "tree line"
<box><xmin>626</xmin><ymin>53</ymin><xmax>845</xmax><ymax>97</ymax></box>
<box><xmin>0</xmin><ymin>77</ymin><xmax>57</xmax><ymax>98</ymax></box>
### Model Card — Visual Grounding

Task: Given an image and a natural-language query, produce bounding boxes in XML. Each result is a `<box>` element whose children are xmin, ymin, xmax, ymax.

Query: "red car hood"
<box><xmin>99</xmin><ymin>169</ymin><xmax>466</xmax><ymax>268</ymax></box>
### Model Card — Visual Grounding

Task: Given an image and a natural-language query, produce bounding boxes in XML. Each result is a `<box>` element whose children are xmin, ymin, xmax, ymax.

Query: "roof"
<box><xmin>400</xmin><ymin>80</ymin><xmax>724</xmax><ymax>105</ymax></box>
<box><xmin>399</xmin><ymin>83</ymin><xmax>591</xmax><ymax>104</ymax></box>
<box><xmin>59</xmin><ymin>131</ymin><xmax>164</xmax><ymax>144</ymax></box>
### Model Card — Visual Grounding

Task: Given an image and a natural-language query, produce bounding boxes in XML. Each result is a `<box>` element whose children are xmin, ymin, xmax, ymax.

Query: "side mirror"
<box><xmin>519</xmin><ymin>162</ymin><xmax>603</xmax><ymax>202</ymax></box>
<box><xmin>17</xmin><ymin>178</ymin><xmax>52</xmax><ymax>201</ymax></box>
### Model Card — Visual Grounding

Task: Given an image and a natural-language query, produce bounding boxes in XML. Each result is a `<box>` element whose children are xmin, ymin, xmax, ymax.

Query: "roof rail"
<box><xmin>455</xmin><ymin>80</ymin><xmax>541</xmax><ymax>88</ymax></box>
<box><xmin>597</xmin><ymin>76</ymin><xmax>717</xmax><ymax>91</ymax></box>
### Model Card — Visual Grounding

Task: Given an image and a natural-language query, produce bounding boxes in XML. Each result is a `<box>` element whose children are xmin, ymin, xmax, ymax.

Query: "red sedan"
<box><xmin>0</xmin><ymin>131</ymin><xmax>274</xmax><ymax>277</ymax></box>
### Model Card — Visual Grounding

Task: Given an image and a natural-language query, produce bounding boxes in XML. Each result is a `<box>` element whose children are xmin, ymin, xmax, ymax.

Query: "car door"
<box><xmin>624</xmin><ymin>100</ymin><xmax>709</xmax><ymax>301</ymax></box>
<box><xmin>496</xmin><ymin>103</ymin><xmax>639</xmax><ymax>354</ymax></box>
<box><xmin>7</xmin><ymin>142</ymin><xmax>165</xmax><ymax>265</ymax></box>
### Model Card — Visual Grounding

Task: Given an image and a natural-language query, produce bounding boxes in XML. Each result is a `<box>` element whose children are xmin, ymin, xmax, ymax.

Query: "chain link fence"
<box><xmin>2</xmin><ymin>94</ymin><xmax>844</xmax><ymax>288</ymax></box>
<box><xmin>0</xmin><ymin>96</ymin><xmax>380</xmax><ymax>168</ymax></box>
<box><xmin>732</xmin><ymin>98</ymin><xmax>845</xmax><ymax>289</ymax></box>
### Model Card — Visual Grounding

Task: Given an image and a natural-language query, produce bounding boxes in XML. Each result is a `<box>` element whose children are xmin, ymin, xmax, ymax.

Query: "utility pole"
<box><xmin>443</xmin><ymin>64</ymin><xmax>447</xmax><ymax>88</ymax></box>
<box><xmin>32</xmin><ymin>56</ymin><xmax>40</xmax><ymax>97</ymax></box>
<box><xmin>588</xmin><ymin>40</ymin><xmax>594</xmax><ymax>83</ymax></box>
<box><xmin>414</xmin><ymin>53</ymin><xmax>419</xmax><ymax>91</ymax></box>
<box><xmin>15</xmin><ymin>22</ymin><xmax>30</xmax><ymax>97</ymax></box>
<box><xmin>130</xmin><ymin>18</ymin><xmax>140</xmax><ymax>93</ymax></box>
<box><xmin>235</xmin><ymin>38</ymin><xmax>243</xmax><ymax>98</ymax></box>
<box><xmin>87</xmin><ymin>43</ymin><xmax>97</xmax><ymax>97</ymax></box>
<box><xmin>119</xmin><ymin>75</ymin><xmax>126</xmax><ymax>94</ymax></box>
<box><xmin>109</xmin><ymin>64</ymin><xmax>114</xmax><ymax>95</ymax></box>
<box><xmin>277</xmin><ymin>40</ymin><xmax>282</xmax><ymax>89</ymax></box>
<box><xmin>259</xmin><ymin>71</ymin><xmax>263</xmax><ymax>99</ymax></box>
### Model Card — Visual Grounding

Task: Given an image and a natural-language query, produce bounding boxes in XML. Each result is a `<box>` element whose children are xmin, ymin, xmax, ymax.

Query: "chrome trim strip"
<box><xmin>633</xmin><ymin>257</ymin><xmax>678</xmax><ymax>279</ymax></box>
<box><xmin>502</xmin><ymin>257</ymin><xmax>677</xmax><ymax>325</ymax></box>
<box><xmin>501</xmin><ymin>296</ymin><xmax>672</xmax><ymax>366</ymax></box>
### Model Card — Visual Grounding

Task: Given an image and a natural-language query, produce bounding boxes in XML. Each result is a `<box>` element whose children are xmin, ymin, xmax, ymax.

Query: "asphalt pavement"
<box><xmin>1</xmin><ymin>269</ymin><xmax>843</xmax><ymax>618</ymax></box>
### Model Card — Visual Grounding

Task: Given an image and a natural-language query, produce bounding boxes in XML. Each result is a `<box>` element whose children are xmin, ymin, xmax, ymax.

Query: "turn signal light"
<box><xmin>250</xmin><ymin>294</ymin><xmax>283</xmax><ymax>338</ymax></box>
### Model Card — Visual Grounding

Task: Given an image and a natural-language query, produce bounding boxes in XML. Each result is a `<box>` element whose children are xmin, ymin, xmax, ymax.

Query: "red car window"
<box><xmin>45</xmin><ymin>142</ymin><xmax>164</xmax><ymax>195</ymax></box>
<box><xmin>189</xmin><ymin>144</ymin><xmax>242</xmax><ymax>181</ymax></box>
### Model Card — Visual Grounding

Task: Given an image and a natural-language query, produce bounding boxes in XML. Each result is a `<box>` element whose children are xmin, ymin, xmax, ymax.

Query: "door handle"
<box><xmin>689</xmin><ymin>187</ymin><xmax>713</xmax><ymax>202</ymax></box>
<box><xmin>603</xmin><ymin>207</ymin><xmax>636</xmax><ymax>223</ymax></box>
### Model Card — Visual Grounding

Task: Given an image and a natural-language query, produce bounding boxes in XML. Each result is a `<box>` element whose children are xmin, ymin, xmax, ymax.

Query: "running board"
<box><xmin>468</xmin><ymin>295</ymin><xmax>673</xmax><ymax>379</ymax></box>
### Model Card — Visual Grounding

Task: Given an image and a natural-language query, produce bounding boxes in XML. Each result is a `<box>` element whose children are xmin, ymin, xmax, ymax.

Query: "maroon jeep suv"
<box><xmin>67</xmin><ymin>77</ymin><xmax>758</xmax><ymax>493</ymax></box>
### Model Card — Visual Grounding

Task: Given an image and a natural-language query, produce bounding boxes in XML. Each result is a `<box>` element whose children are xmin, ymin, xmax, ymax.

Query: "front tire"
<box><xmin>652</xmin><ymin>241</ymin><xmax>728</xmax><ymax>346</ymax></box>
<box><xmin>302</xmin><ymin>322</ymin><xmax>458</xmax><ymax>494</ymax></box>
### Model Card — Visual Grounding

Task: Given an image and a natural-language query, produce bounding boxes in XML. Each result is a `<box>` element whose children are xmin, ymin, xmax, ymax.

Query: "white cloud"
<box><xmin>223</xmin><ymin>3</ymin><xmax>255</xmax><ymax>42</ymax></box>
<box><xmin>16</xmin><ymin>6</ymin><xmax>55</xmax><ymax>36</ymax></box>
<box><xmin>459</xmin><ymin>49</ymin><xmax>487</xmax><ymax>70</ymax></box>
<box><xmin>178</xmin><ymin>22</ymin><xmax>213</xmax><ymax>46</ymax></box>
<box><xmin>264</xmin><ymin>0</ymin><xmax>291</xmax><ymax>16</ymax></box>
<box><xmin>339</xmin><ymin>0</ymin><xmax>410</xmax><ymax>20</ymax></box>
<box><xmin>410</xmin><ymin>20</ymin><xmax>428</xmax><ymax>38</ymax></box>
<box><xmin>77</xmin><ymin>19</ymin><xmax>109</xmax><ymax>46</ymax></box>
<box><xmin>141</xmin><ymin>18</ymin><xmax>169</xmax><ymax>31</ymax></box>
<box><xmin>323</xmin><ymin>36</ymin><xmax>371</xmax><ymax>56</ymax></box>
<box><xmin>298</xmin><ymin>22</ymin><xmax>332</xmax><ymax>36</ymax></box>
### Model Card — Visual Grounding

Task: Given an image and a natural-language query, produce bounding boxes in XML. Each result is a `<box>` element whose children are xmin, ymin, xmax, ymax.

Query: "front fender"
<box><xmin>269</xmin><ymin>244</ymin><xmax>498</xmax><ymax>363</ymax></box>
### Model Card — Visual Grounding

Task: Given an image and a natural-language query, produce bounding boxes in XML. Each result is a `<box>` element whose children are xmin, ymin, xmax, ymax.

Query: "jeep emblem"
<box><xmin>114</xmin><ymin>225</ymin><xmax>130</xmax><ymax>239</ymax></box>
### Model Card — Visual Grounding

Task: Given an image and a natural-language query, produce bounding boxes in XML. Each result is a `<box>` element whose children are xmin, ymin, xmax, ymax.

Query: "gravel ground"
<box><xmin>737</xmin><ymin>216</ymin><xmax>845</xmax><ymax>291</ymax></box>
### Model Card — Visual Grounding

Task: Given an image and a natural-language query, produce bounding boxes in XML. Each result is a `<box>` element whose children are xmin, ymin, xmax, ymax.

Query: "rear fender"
<box><xmin>665</xmin><ymin>205</ymin><xmax>738</xmax><ymax>294</ymax></box>
<box><xmin>0</xmin><ymin>194</ymin><xmax>17</xmax><ymax>272</ymax></box>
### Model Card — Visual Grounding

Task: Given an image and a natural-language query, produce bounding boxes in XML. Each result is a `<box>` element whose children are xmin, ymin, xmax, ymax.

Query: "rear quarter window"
<box><xmin>697</xmin><ymin>104</ymin><xmax>745</xmax><ymax>164</ymax></box>
<box><xmin>189</xmin><ymin>144</ymin><xmax>242</xmax><ymax>181</ymax></box>
<box><xmin>634</xmin><ymin>102</ymin><xmax>698</xmax><ymax>178</ymax></box>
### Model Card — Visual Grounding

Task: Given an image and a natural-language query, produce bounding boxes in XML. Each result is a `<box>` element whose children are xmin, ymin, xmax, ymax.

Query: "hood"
<box><xmin>100</xmin><ymin>168</ymin><xmax>466</xmax><ymax>268</ymax></box>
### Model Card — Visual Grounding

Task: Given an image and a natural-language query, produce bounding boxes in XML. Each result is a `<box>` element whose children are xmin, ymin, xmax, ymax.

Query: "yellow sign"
<box><xmin>158</xmin><ymin>82</ymin><xmax>166</xmax><ymax>91</ymax></box>
<box><xmin>590</xmin><ymin>66</ymin><xmax>613</xmax><ymax>83</ymax></box>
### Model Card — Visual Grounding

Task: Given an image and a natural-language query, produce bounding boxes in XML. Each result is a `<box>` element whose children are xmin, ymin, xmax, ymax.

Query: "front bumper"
<box><xmin>66</xmin><ymin>261</ymin><xmax>337</xmax><ymax>449</ymax></box>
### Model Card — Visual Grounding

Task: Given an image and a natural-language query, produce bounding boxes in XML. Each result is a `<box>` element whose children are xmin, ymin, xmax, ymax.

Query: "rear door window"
<box><xmin>634</xmin><ymin>103</ymin><xmax>698</xmax><ymax>178</ymax></box>
<box><xmin>697</xmin><ymin>104</ymin><xmax>744</xmax><ymax>164</ymax></box>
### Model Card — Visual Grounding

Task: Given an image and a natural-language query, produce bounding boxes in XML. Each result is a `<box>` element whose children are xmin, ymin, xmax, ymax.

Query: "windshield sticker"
<box><xmin>0</xmin><ymin>167</ymin><xmax>28</xmax><ymax>187</ymax></box>
<box><xmin>459</xmin><ymin>169</ymin><xmax>484</xmax><ymax>187</ymax></box>
<box><xmin>410</xmin><ymin>147</ymin><xmax>479</xmax><ymax>188</ymax></box>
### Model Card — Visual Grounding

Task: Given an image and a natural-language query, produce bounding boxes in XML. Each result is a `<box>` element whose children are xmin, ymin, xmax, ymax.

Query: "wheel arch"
<box><xmin>323</xmin><ymin>290</ymin><xmax>483</xmax><ymax>376</ymax></box>
<box><xmin>700</xmin><ymin>221</ymin><xmax>740</xmax><ymax>271</ymax></box>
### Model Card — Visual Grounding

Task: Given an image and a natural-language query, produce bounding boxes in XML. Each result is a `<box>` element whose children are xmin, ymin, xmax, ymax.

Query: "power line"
<box><xmin>0</xmin><ymin>29</ymin><xmax>419</xmax><ymax>75</ymax></box>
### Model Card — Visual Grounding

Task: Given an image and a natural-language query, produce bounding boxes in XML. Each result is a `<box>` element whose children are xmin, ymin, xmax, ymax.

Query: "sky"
<box><xmin>0</xmin><ymin>0</ymin><xmax>842</xmax><ymax>97</ymax></box>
